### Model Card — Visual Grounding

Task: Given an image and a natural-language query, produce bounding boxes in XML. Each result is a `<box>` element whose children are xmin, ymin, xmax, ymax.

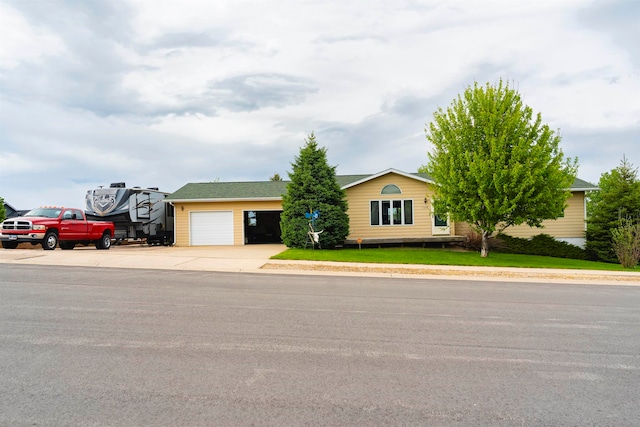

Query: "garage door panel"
<box><xmin>190</xmin><ymin>211</ymin><xmax>234</xmax><ymax>245</ymax></box>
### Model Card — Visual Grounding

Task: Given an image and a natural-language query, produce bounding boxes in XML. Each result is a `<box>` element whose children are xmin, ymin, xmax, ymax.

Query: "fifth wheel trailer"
<box><xmin>85</xmin><ymin>183</ymin><xmax>174</xmax><ymax>245</ymax></box>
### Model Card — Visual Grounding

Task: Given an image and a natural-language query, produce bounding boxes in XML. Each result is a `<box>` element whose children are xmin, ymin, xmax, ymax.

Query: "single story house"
<box><xmin>165</xmin><ymin>168</ymin><xmax>598</xmax><ymax>247</ymax></box>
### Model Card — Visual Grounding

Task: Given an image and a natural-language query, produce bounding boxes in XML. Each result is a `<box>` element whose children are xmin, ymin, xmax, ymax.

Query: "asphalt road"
<box><xmin>1</xmin><ymin>265</ymin><xmax>639</xmax><ymax>426</ymax></box>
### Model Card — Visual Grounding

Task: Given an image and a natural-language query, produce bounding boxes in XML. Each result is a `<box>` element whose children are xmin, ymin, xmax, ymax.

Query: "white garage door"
<box><xmin>190</xmin><ymin>211</ymin><xmax>234</xmax><ymax>245</ymax></box>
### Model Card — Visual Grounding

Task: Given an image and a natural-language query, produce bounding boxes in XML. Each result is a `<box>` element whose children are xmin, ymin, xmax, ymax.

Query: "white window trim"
<box><xmin>370</xmin><ymin>199</ymin><xmax>414</xmax><ymax>226</ymax></box>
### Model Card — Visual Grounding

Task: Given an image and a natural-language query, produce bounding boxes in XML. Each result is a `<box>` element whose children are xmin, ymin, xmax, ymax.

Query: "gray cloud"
<box><xmin>203</xmin><ymin>73</ymin><xmax>318</xmax><ymax>112</ymax></box>
<box><xmin>0</xmin><ymin>0</ymin><xmax>141</xmax><ymax>117</ymax></box>
<box><xmin>146</xmin><ymin>32</ymin><xmax>220</xmax><ymax>50</ymax></box>
<box><xmin>0</xmin><ymin>58</ymin><xmax>146</xmax><ymax>118</ymax></box>
<box><xmin>6</xmin><ymin>0</ymin><xmax>134</xmax><ymax>45</ymax></box>
<box><xmin>561</xmin><ymin>125</ymin><xmax>640</xmax><ymax>185</ymax></box>
<box><xmin>139</xmin><ymin>31</ymin><xmax>256</xmax><ymax>55</ymax></box>
<box><xmin>577</xmin><ymin>0</ymin><xmax>640</xmax><ymax>68</ymax></box>
<box><xmin>307</xmin><ymin>93</ymin><xmax>446</xmax><ymax>175</ymax></box>
<box><xmin>316</xmin><ymin>34</ymin><xmax>387</xmax><ymax>44</ymax></box>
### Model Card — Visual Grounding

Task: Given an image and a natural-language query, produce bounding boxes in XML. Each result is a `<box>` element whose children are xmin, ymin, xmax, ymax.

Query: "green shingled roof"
<box><xmin>166</xmin><ymin>171</ymin><xmax>597</xmax><ymax>201</ymax></box>
<box><xmin>167</xmin><ymin>181</ymin><xmax>289</xmax><ymax>201</ymax></box>
<box><xmin>571</xmin><ymin>177</ymin><xmax>598</xmax><ymax>190</ymax></box>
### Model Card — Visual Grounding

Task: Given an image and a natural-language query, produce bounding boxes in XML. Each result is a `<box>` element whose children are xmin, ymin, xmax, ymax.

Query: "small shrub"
<box><xmin>460</xmin><ymin>231</ymin><xmax>503</xmax><ymax>252</ymax></box>
<box><xmin>0</xmin><ymin>196</ymin><xmax>5</xmax><ymax>222</ymax></box>
<box><xmin>611</xmin><ymin>219</ymin><xmax>640</xmax><ymax>268</ymax></box>
<box><xmin>495</xmin><ymin>234</ymin><xmax>588</xmax><ymax>260</ymax></box>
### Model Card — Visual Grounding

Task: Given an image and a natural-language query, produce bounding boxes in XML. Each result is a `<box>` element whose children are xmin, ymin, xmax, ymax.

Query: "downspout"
<box><xmin>167</xmin><ymin>201</ymin><xmax>177</xmax><ymax>246</ymax></box>
<box><xmin>582</xmin><ymin>191</ymin><xmax>591</xmax><ymax>249</ymax></box>
<box><xmin>584</xmin><ymin>193</ymin><xmax>587</xmax><ymax>232</ymax></box>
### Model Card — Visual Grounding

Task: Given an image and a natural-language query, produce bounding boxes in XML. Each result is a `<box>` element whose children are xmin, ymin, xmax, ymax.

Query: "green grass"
<box><xmin>272</xmin><ymin>247</ymin><xmax>640</xmax><ymax>272</ymax></box>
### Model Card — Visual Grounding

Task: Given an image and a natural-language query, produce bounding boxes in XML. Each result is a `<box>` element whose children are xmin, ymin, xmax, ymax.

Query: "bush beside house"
<box><xmin>280</xmin><ymin>133</ymin><xmax>349</xmax><ymax>249</ymax></box>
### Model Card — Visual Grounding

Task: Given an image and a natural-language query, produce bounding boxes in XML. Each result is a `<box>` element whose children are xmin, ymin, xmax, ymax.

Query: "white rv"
<box><xmin>85</xmin><ymin>183</ymin><xmax>174</xmax><ymax>245</ymax></box>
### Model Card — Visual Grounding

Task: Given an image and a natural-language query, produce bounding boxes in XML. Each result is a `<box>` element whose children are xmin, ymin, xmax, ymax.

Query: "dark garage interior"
<box><xmin>244</xmin><ymin>210</ymin><xmax>282</xmax><ymax>244</ymax></box>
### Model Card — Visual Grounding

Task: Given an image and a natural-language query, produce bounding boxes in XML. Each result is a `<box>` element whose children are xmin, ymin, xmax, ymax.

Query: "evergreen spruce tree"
<box><xmin>586</xmin><ymin>156</ymin><xmax>640</xmax><ymax>262</ymax></box>
<box><xmin>280</xmin><ymin>132</ymin><xmax>349</xmax><ymax>248</ymax></box>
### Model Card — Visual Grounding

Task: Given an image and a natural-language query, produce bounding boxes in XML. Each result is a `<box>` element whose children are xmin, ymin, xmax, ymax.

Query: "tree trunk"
<box><xmin>481</xmin><ymin>230</ymin><xmax>490</xmax><ymax>257</ymax></box>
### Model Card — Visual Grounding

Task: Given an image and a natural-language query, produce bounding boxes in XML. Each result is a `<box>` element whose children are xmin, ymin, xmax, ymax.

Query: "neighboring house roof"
<box><xmin>166</xmin><ymin>169</ymin><xmax>598</xmax><ymax>202</ymax></box>
<box><xmin>3</xmin><ymin>202</ymin><xmax>30</xmax><ymax>218</ymax></box>
<box><xmin>571</xmin><ymin>177</ymin><xmax>599</xmax><ymax>191</ymax></box>
<box><xmin>3</xmin><ymin>202</ymin><xmax>17</xmax><ymax>216</ymax></box>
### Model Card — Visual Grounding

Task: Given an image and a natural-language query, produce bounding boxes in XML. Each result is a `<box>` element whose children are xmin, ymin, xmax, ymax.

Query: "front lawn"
<box><xmin>272</xmin><ymin>247</ymin><xmax>639</xmax><ymax>272</ymax></box>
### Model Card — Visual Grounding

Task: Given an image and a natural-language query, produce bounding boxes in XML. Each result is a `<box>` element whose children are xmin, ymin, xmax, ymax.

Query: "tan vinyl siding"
<box><xmin>454</xmin><ymin>192</ymin><xmax>586</xmax><ymax>239</ymax></box>
<box><xmin>173</xmin><ymin>200</ymin><xmax>282</xmax><ymax>246</ymax></box>
<box><xmin>454</xmin><ymin>221</ymin><xmax>474</xmax><ymax>237</ymax></box>
<box><xmin>505</xmin><ymin>192</ymin><xmax>586</xmax><ymax>239</ymax></box>
<box><xmin>345</xmin><ymin>174</ymin><xmax>436</xmax><ymax>240</ymax></box>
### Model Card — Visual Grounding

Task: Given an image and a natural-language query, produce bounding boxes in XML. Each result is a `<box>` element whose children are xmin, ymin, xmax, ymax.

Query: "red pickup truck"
<box><xmin>1</xmin><ymin>207</ymin><xmax>115</xmax><ymax>250</ymax></box>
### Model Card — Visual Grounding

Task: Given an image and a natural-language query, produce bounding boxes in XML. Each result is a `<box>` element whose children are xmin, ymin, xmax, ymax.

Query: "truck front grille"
<box><xmin>2</xmin><ymin>220</ymin><xmax>31</xmax><ymax>230</ymax></box>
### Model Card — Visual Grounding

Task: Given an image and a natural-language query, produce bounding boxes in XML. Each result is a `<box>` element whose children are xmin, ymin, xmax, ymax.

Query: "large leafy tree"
<box><xmin>0</xmin><ymin>197</ymin><xmax>5</xmax><ymax>222</ymax></box>
<box><xmin>586</xmin><ymin>156</ymin><xmax>640</xmax><ymax>262</ymax></box>
<box><xmin>280</xmin><ymin>132</ymin><xmax>349</xmax><ymax>249</ymax></box>
<box><xmin>423</xmin><ymin>80</ymin><xmax>577</xmax><ymax>257</ymax></box>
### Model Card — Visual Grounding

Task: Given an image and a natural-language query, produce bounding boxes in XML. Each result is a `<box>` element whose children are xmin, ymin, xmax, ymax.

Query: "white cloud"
<box><xmin>0</xmin><ymin>3</ymin><xmax>66</xmax><ymax>69</ymax></box>
<box><xmin>0</xmin><ymin>152</ymin><xmax>45</xmax><ymax>175</ymax></box>
<box><xmin>531</xmin><ymin>74</ymin><xmax>640</xmax><ymax>130</ymax></box>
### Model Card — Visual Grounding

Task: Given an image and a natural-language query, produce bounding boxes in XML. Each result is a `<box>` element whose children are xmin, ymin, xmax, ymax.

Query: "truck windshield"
<box><xmin>24</xmin><ymin>208</ymin><xmax>62</xmax><ymax>218</ymax></box>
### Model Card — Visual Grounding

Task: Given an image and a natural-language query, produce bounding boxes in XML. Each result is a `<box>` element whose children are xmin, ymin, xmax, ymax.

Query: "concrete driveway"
<box><xmin>0</xmin><ymin>243</ymin><xmax>287</xmax><ymax>273</ymax></box>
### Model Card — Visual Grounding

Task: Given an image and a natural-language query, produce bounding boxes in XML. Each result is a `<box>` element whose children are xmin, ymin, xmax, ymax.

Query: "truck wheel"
<box><xmin>96</xmin><ymin>232</ymin><xmax>112</xmax><ymax>250</ymax></box>
<box><xmin>60</xmin><ymin>241</ymin><xmax>76</xmax><ymax>250</ymax></box>
<box><xmin>2</xmin><ymin>241</ymin><xmax>19</xmax><ymax>249</ymax></box>
<box><xmin>42</xmin><ymin>231</ymin><xmax>58</xmax><ymax>250</ymax></box>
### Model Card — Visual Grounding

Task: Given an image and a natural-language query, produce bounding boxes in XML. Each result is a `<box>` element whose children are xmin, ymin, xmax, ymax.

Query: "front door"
<box><xmin>432</xmin><ymin>213</ymin><xmax>451</xmax><ymax>235</ymax></box>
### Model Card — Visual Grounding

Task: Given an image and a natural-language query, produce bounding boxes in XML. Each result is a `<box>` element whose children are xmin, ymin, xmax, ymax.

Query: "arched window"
<box><xmin>371</xmin><ymin>184</ymin><xmax>413</xmax><ymax>226</ymax></box>
<box><xmin>381</xmin><ymin>184</ymin><xmax>401</xmax><ymax>195</ymax></box>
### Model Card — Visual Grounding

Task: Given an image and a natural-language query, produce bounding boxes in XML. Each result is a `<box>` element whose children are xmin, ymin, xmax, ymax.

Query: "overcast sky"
<box><xmin>1</xmin><ymin>0</ymin><xmax>638</xmax><ymax>209</ymax></box>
